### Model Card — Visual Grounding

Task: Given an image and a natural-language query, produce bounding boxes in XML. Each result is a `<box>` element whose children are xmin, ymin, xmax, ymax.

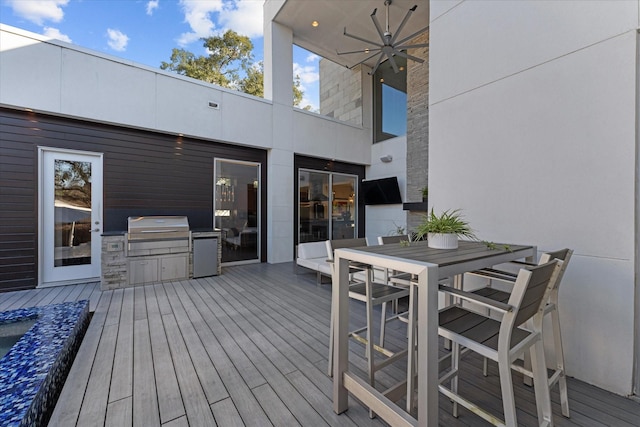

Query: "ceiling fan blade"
<box><xmin>343</xmin><ymin>28</ymin><xmax>383</xmax><ymax>47</ymax></box>
<box><xmin>337</xmin><ymin>47</ymin><xmax>382</xmax><ymax>56</ymax></box>
<box><xmin>370</xmin><ymin>53</ymin><xmax>385</xmax><ymax>75</ymax></box>
<box><xmin>396</xmin><ymin>43</ymin><xmax>429</xmax><ymax>50</ymax></box>
<box><xmin>390</xmin><ymin>5</ymin><xmax>417</xmax><ymax>45</ymax></box>
<box><xmin>370</xmin><ymin>7</ymin><xmax>387</xmax><ymax>43</ymax></box>
<box><xmin>387</xmin><ymin>53</ymin><xmax>400</xmax><ymax>73</ymax></box>
<box><xmin>394</xmin><ymin>25</ymin><xmax>429</xmax><ymax>47</ymax></box>
<box><xmin>391</xmin><ymin>49</ymin><xmax>424</xmax><ymax>64</ymax></box>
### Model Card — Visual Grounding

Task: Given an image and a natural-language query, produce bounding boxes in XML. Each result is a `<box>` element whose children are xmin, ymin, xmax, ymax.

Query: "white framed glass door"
<box><xmin>39</xmin><ymin>147</ymin><xmax>103</xmax><ymax>286</ymax></box>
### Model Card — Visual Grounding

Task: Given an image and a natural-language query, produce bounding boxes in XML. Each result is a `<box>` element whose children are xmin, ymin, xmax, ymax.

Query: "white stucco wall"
<box><xmin>0</xmin><ymin>24</ymin><xmax>371</xmax><ymax>264</ymax></box>
<box><xmin>365</xmin><ymin>136</ymin><xmax>408</xmax><ymax>244</ymax></box>
<box><xmin>429</xmin><ymin>1</ymin><xmax>639</xmax><ymax>395</ymax></box>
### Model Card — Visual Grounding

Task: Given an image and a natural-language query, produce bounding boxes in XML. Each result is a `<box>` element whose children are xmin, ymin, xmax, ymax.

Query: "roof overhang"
<box><xmin>272</xmin><ymin>0</ymin><xmax>429</xmax><ymax>71</ymax></box>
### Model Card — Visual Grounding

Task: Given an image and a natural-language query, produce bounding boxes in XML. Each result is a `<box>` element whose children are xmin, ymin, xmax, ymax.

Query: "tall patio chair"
<box><xmin>466</xmin><ymin>248</ymin><xmax>573</xmax><ymax>417</ymax></box>
<box><xmin>438</xmin><ymin>260</ymin><xmax>562</xmax><ymax>427</ymax></box>
<box><xmin>326</xmin><ymin>238</ymin><xmax>410</xmax><ymax>386</ymax></box>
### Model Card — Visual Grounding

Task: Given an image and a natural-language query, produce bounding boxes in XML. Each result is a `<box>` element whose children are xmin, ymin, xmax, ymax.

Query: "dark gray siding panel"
<box><xmin>0</xmin><ymin>107</ymin><xmax>267</xmax><ymax>291</ymax></box>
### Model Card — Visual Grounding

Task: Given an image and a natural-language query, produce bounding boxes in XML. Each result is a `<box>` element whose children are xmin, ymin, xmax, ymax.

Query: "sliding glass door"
<box><xmin>298</xmin><ymin>170</ymin><xmax>357</xmax><ymax>243</ymax></box>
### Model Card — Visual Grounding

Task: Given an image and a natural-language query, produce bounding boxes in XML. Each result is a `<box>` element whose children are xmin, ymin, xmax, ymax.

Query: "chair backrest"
<box><xmin>538</xmin><ymin>248</ymin><xmax>572</xmax><ymax>292</ymax></box>
<box><xmin>377</xmin><ymin>235</ymin><xmax>410</xmax><ymax>245</ymax></box>
<box><xmin>325</xmin><ymin>238</ymin><xmax>368</xmax><ymax>260</ymax></box>
<box><xmin>508</xmin><ymin>260</ymin><xmax>561</xmax><ymax>328</ymax></box>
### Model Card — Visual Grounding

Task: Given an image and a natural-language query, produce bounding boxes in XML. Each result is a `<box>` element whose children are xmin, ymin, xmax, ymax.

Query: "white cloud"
<box><xmin>306</xmin><ymin>53</ymin><xmax>319</xmax><ymax>63</ymax></box>
<box><xmin>218</xmin><ymin>0</ymin><xmax>263</xmax><ymax>38</ymax></box>
<box><xmin>6</xmin><ymin>0</ymin><xmax>69</xmax><ymax>26</ymax></box>
<box><xmin>177</xmin><ymin>0</ymin><xmax>263</xmax><ymax>46</ymax></box>
<box><xmin>106</xmin><ymin>28</ymin><xmax>129</xmax><ymax>52</ymax></box>
<box><xmin>298</xmin><ymin>96</ymin><xmax>318</xmax><ymax>113</ymax></box>
<box><xmin>43</xmin><ymin>26</ymin><xmax>71</xmax><ymax>43</ymax></box>
<box><xmin>177</xmin><ymin>0</ymin><xmax>223</xmax><ymax>46</ymax></box>
<box><xmin>293</xmin><ymin>62</ymin><xmax>319</xmax><ymax>88</ymax></box>
<box><xmin>146</xmin><ymin>0</ymin><xmax>159</xmax><ymax>16</ymax></box>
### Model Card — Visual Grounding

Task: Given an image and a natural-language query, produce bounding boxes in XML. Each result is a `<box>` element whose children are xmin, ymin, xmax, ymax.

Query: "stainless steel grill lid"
<box><xmin>128</xmin><ymin>216</ymin><xmax>189</xmax><ymax>233</ymax></box>
<box><xmin>126</xmin><ymin>216</ymin><xmax>190</xmax><ymax>256</ymax></box>
<box><xmin>127</xmin><ymin>216</ymin><xmax>189</xmax><ymax>241</ymax></box>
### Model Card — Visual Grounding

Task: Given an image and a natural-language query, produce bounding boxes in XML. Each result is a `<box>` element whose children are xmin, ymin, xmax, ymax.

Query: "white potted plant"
<box><xmin>415</xmin><ymin>208</ymin><xmax>477</xmax><ymax>249</ymax></box>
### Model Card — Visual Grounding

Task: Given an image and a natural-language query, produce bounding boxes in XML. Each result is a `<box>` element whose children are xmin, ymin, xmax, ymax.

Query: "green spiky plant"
<box><xmin>415</xmin><ymin>208</ymin><xmax>477</xmax><ymax>241</ymax></box>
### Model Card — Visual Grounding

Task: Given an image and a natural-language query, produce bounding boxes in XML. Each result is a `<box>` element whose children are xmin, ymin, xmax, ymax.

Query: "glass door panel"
<box><xmin>214</xmin><ymin>159</ymin><xmax>260</xmax><ymax>264</ymax></box>
<box><xmin>298</xmin><ymin>171</ymin><xmax>329</xmax><ymax>243</ymax></box>
<box><xmin>298</xmin><ymin>170</ymin><xmax>358</xmax><ymax>244</ymax></box>
<box><xmin>54</xmin><ymin>159</ymin><xmax>93</xmax><ymax>266</ymax></box>
<box><xmin>331</xmin><ymin>174</ymin><xmax>356</xmax><ymax>239</ymax></box>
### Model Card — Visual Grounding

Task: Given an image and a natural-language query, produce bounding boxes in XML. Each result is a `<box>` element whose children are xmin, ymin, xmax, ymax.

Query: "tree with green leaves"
<box><xmin>161</xmin><ymin>30</ymin><xmax>305</xmax><ymax>107</ymax></box>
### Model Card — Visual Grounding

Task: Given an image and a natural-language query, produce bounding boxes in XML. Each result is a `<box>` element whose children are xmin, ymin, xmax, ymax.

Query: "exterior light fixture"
<box><xmin>380</xmin><ymin>154</ymin><xmax>393</xmax><ymax>163</ymax></box>
<box><xmin>312</xmin><ymin>21</ymin><xmax>319</xmax><ymax>27</ymax></box>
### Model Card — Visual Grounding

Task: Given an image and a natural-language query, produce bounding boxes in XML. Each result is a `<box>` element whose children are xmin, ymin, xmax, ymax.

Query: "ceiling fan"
<box><xmin>337</xmin><ymin>0</ymin><xmax>428</xmax><ymax>75</ymax></box>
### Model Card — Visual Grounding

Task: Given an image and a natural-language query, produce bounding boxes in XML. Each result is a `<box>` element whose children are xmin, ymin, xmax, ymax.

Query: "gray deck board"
<box><xmin>210</xmin><ymin>398</ymin><xmax>245</xmax><ymax>427</ymax></box>
<box><xmin>1</xmin><ymin>262</ymin><xmax>638</xmax><ymax>426</ymax></box>
<box><xmin>109</xmin><ymin>286</ymin><xmax>134</xmax><ymax>404</ymax></box>
<box><xmin>132</xmin><ymin>317</ymin><xmax>161</xmax><ymax>426</ymax></box>
<box><xmin>145</xmin><ymin>283</ymin><xmax>185</xmax><ymax>424</ymax></box>
<box><xmin>163</xmin><ymin>281</ymin><xmax>228</xmax><ymax>405</ymax></box>
<box><xmin>48</xmin><ymin>290</ymin><xmax>113</xmax><ymax>426</ymax></box>
<box><xmin>105</xmin><ymin>397</ymin><xmax>132</xmax><ymax>427</ymax></box>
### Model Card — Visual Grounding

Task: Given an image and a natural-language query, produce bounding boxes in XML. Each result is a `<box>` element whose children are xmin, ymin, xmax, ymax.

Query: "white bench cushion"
<box><xmin>297</xmin><ymin>241</ymin><xmax>332</xmax><ymax>276</ymax></box>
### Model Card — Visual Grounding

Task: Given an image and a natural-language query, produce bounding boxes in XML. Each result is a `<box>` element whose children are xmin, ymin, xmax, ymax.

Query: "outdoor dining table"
<box><xmin>331</xmin><ymin>240</ymin><xmax>537</xmax><ymax>426</ymax></box>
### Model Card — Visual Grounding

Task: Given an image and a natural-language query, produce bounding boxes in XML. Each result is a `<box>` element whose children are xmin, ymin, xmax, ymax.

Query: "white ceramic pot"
<box><xmin>428</xmin><ymin>233</ymin><xmax>458</xmax><ymax>249</ymax></box>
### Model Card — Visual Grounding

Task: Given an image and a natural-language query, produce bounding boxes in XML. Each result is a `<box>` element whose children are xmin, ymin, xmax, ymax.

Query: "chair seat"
<box><xmin>472</xmin><ymin>286</ymin><xmax>510</xmax><ymax>303</ymax></box>
<box><xmin>349</xmin><ymin>281</ymin><xmax>410</xmax><ymax>303</ymax></box>
<box><xmin>439</xmin><ymin>305</ymin><xmax>532</xmax><ymax>354</ymax></box>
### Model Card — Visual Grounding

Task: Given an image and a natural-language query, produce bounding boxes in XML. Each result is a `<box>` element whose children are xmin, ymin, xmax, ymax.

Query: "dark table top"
<box><xmin>351</xmin><ymin>240</ymin><xmax>532</xmax><ymax>265</ymax></box>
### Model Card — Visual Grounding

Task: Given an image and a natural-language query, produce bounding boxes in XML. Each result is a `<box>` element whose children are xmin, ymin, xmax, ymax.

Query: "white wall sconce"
<box><xmin>380</xmin><ymin>154</ymin><xmax>393</xmax><ymax>163</ymax></box>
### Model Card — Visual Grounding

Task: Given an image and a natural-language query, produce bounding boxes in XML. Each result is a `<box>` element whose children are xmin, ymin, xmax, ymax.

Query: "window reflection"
<box><xmin>54</xmin><ymin>160</ymin><xmax>92</xmax><ymax>266</ymax></box>
<box><xmin>214</xmin><ymin>160</ymin><xmax>260</xmax><ymax>264</ymax></box>
<box><xmin>298</xmin><ymin>170</ymin><xmax>357</xmax><ymax>243</ymax></box>
<box><xmin>374</xmin><ymin>56</ymin><xmax>407</xmax><ymax>143</ymax></box>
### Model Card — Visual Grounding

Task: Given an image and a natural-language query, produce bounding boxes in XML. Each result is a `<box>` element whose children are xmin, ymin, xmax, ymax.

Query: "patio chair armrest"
<box><xmin>509</xmin><ymin>260</ymin><xmax>537</xmax><ymax>267</ymax></box>
<box><xmin>438</xmin><ymin>285</ymin><xmax>512</xmax><ymax>313</ymax></box>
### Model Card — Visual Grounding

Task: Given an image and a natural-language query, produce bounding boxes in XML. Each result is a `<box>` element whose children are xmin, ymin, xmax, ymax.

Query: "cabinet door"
<box><xmin>160</xmin><ymin>256</ymin><xmax>188</xmax><ymax>281</ymax></box>
<box><xmin>128</xmin><ymin>259</ymin><xmax>158</xmax><ymax>285</ymax></box>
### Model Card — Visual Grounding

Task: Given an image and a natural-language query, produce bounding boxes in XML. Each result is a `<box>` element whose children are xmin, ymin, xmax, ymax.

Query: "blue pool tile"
<box><xmin>0</xmin><ymin>300</ymin><xmax>90</xmax><ymax>427</ymax></box>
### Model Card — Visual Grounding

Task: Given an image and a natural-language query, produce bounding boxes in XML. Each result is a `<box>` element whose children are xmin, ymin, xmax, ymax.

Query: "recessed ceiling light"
<box><xmin>312</xmin><ymin>21</ymin><xmax>319</xmax><ymax>27</ymax></box>
<box><xmin>399</xmin><ymin>66</ymin><xmax>405</xmax><ymax>71</ymax></box>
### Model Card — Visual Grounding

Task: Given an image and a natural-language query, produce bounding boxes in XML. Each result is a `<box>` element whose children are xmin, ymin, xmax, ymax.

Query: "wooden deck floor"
<box><xmin>2</xmin><ymin>262</ymin><xmax>639</xmax><ymax>426</ymax></box>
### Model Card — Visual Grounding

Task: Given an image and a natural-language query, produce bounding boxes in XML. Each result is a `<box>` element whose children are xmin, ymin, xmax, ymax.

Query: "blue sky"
<box><xmin>0</xmin><ymin>0</ymin><xmax>320</xmax><ymax>110</ymax></box>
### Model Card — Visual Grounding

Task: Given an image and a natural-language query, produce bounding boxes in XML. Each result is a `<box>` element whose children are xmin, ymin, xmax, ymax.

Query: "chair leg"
<box><xmin>551</xmin><ymin>306</ymin><xmax>570</xmax><ymax>417</ymax></box>
<box><xmin>379</xmin><ymin>301</ymin><xmax>387</xmax><ymax>348</ymax></box>
<box><xmin>451</xmin><ymin>342</ymin><xmax>460</xmax><ymax>418</ymax></box>
<box><xmin>365</xmin><ymin>274</ymin><xmax>375</xmax><ymax>386</ymax></box>
<box><xmin>406</xmin><ymin>283</ymin><xmax>417</xmax><ymax>413</ymax></box>
<box><xmin>498</xmin><ymin>352</ymin><xmax>518</xmax><ymax>427</ymax></box>
<box><xmin>530</xmin><ymin>339</ymin><xmax>554</xmax><ymax>427</ymax></box>
<box><xmin>483</xmin><ymin>357</ymin><xmax>489</xmax><ymax>377</ymax></box>
<box><xmin>327</xmin><ymin>297</ymin><xmax>334</xmax><ymax>377</ymax></box>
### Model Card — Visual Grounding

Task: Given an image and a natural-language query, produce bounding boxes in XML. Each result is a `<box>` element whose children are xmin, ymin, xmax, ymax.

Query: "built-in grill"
<box><xmin>127</xmin><ymin>216</ymin><xmax>190</xmax><ymax>257</ymax></box>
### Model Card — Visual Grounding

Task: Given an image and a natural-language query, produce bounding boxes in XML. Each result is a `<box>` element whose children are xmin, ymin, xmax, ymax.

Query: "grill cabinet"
<box><xmin>126</xmin><ymin>216</ymin><xmax>190</xmax><ymax>285</ymax></box>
